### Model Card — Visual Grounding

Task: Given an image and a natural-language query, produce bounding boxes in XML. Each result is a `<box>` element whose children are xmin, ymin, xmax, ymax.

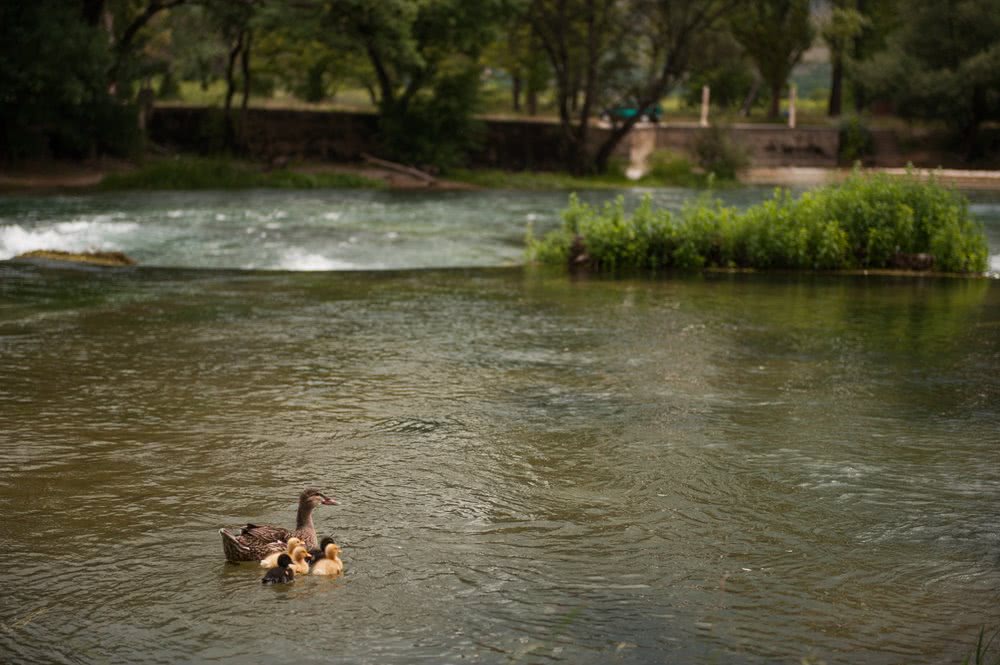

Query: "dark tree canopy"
<box><xmin>2</xmin><ymin>0</ymin><xmax>998</xmax><ymax>166</ymax></box>
<box><xmin>854</xmin><ymin>0</ymin><xmax>1000</xmax><ymax>158</ymax></box>
<box><xmin>730</xmin><ymin>0</ymin><xmax>814</xmax><ymax>119</ymax></box>
<box><xmin>0</xmin><ymin>1</ymin><xmax>137</xmax><ymax>158</ymax></box>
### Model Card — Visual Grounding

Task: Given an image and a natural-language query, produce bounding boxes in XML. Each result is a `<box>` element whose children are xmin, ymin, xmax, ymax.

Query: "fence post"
<box><xmin>788</xmin><ymin>84</ymin><xmax>797</xmax><ymax>129</ymax></box>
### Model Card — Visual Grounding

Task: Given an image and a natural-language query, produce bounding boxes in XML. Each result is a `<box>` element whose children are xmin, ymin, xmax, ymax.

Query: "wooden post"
<box><xmin>788</xmin><ymin>84</ymin><xmax>797</xmax><ymax>129</ymax></box>
<box><xmin>700</xmin><ymin>85</ymin><xmax>710</xmax><ymax>127</ymax></box>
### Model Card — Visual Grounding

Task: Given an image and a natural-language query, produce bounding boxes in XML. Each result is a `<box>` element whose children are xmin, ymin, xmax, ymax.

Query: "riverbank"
<box><xmin>4</xmin><ymin>158</ymin><xmax>1000</xmax><ymax>193</ymax></box>
<box><xmin>0</xmin><ymin>158</ymin><xmax>466</xmax><ymax>192</ymax></box>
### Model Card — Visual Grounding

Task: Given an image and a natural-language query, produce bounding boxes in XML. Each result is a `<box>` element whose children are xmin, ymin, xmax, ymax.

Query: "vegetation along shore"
<box><xmin>528</xmin><ymin>172</ymin><xmax>989</xmax><ymax>274</ymax></box>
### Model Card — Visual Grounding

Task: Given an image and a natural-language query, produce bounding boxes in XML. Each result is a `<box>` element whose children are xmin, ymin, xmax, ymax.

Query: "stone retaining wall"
<box><xmin>149</xmin><ymin>106</ymin><xmax>840</xmax><ymax>169</ymax></box>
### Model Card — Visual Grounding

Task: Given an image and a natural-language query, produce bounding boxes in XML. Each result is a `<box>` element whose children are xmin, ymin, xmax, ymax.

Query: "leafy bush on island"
<box><xmin>527</xmin><ymin>172</ymin><xmax>989</xmax><ymax>274</ymax></box>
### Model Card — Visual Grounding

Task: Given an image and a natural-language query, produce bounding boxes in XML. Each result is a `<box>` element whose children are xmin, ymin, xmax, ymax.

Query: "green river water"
<box><xmin>1</xmin><ymin>188</ymin><xmax>998</xmax><ymax>664</ymax></box>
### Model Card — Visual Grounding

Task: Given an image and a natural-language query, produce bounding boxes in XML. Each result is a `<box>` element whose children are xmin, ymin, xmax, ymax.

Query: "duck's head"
<box><xmin>324</xmin><ymin>543</ymin><xmax>341</xmax><ymax>558</ymax></box>
<box><xmin>276</xmin><ymin>553</ymin><xmax>293</xmax><ymax>568</ymax></box>
<box><xmin>299</xmin><ymin>488</ymin><xmax>337</xmax><ymax>508</ymax></box>
<box><xmin>285</xmin><ymin>537</ymin><xmax>304</xmax><ymax>552</ymax></box>
<box><xmin>291</xmin><ymin>546</ymin><xmax>312</xmax><ymax>563</ymax></box>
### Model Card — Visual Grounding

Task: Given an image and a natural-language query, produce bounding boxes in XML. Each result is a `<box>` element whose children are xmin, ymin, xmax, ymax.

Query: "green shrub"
<box><xmin>693</xmin><ymin>125</ymin><xmax>749</xmax><ymax>180</ymax></box>
<box><xmin>839</xmin><ymin>115</ymin><xmax>875</xmax><ymax>164</ymax></box>
<box><xmin>377</xmin><ymin>68</ymin><xmax>484</xmax><ymax>172</ymax></box>
<box><xmin>528</xmin><ymin>172</ymin><xmax>989</xmax><ymax>274</ymax></box>
<box><xmin>645</xmin><ymin>151</ymin><xmax>705</xmax><ymax>187</ymax></box>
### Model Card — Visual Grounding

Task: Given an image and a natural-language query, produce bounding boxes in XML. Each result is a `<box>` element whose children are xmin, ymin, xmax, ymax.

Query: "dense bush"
<box><xmin>839</xmin><ymin>116</ymin><xmax>875</xmax><ymax>164</ymax></box>
<box><xmin>0</xmin><ymin>2</ymin><xmax>142</xmax><ymax>160</ymax></box>
<box><xmin>377</xmin><ymin>69</ymin><xmax>485</xmax><ymax>172</ymax></box>
<box><xmin>693</xmin><ymin>126</ymin><xmax>749</xmax><ymax>180</ymax></box>
<box><xmin>527</xmin><ymin>172</ymin><xmax>989</xmax><ymax>273</ymax></box>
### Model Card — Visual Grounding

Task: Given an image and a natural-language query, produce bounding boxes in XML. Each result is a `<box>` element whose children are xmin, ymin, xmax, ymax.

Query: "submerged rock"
<box><xmin>14</xmin><ymin>250</ymin><xmax>137</xmax><ymax>267</ymax></box>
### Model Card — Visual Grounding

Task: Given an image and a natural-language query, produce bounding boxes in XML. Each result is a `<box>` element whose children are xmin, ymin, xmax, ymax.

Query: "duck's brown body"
<box><xmin>220</xmin><ymin>488</ymin><xmax>336</xmax><ymax>562</ymax></box>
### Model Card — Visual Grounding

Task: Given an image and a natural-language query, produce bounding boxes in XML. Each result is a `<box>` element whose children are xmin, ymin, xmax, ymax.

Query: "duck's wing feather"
<box><xmin>240</xmin><ymin>523</ymin><xmax>292</xmax><ymax>543</ymax></box>
<box><xmin>220</xmin><ymin>526</ymin><xmax>287</xmax><ymax>562</ymax></box>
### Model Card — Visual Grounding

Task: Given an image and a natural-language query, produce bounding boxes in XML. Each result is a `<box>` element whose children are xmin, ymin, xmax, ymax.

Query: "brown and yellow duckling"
<box><xmin>288</xmin><ymin>545</ymin><xmax>312</xmax><ymax>575</ymax></box>
<box><xmin>310</xmin><ymin>543</ymin><xmax>343</xmax><ymax>577</ymax></box>
<box><xmin>260</xmin><ymin>538</ymin><xmax>304</xmax><ymax>569</ymax></box>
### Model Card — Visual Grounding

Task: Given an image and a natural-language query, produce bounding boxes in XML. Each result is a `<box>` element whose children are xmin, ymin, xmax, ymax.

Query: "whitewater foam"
<box><xmin>0</xmin><ymin>219</ymin><xmax>139</xmax><ymax>260</ymax></box>
<box><xmin>277</xmin><ymin>248</ymin><xmax>357</xmax><ymax>271</ymax></box>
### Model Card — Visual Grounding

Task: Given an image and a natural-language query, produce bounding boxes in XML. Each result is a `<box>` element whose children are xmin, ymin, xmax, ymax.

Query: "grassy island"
<box><xmin>528</xmin><ymin>172</ymin><xmax>989</xmax><ymax>274</ymax></box>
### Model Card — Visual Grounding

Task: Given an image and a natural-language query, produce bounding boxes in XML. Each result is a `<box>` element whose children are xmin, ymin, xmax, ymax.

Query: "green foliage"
<box><xmin>853</xmin><ymin>0</ymin><xmax>1000</xmax><ymax>156</ymax></box>
<box><xmin>693</xmin><ymin>126</ymin><xmax>749</xmax><ymax>180</ymax></box>
<box><xmin>683</xmin><ymin>29</ymin><xmax>756</xmax><ymax>110</ymax></box>
<box><xmin>528</xmin><ymin>173</ymin><xmax>989</xmax><ymax>273</ymax></box>
<box><xmin>378</xmin><ymin>68</ymin><xmax>485</xmax><ymax>170</ymax></box>
<box><xmin>451</xmin><ymin>169</ymin><xmax>634</xmax><ymax>190</ymax></box>
<box><xmin>0</xmin><ymin>1</ymin><xmax>141</xmax><ymax>160</ymax></box>
<box><xmin>730</xmin><ymin>0</ymin><xmax>815</xmax><ymax>118</ymax></box>
<box><xmin>645</xmin><ymin>151</ymin><xmax>706</xmax><ymax>187</ymax></box>
<box><xmin>838</xmin><ymin>116</ymin><xmax>875</xmax><ymax>164</ymax></box>
<box><xmin>99</xmin><ymin>158</ymin><xmax>384</xmax><ymax>190</ymax></box>
<box><xmin>451</xmin><ymin>153</ymin><xmax>712</xmax><ymax>189</ymax></box>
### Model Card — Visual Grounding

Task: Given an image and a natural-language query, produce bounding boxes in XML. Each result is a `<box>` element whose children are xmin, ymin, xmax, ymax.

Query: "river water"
<box><xmin>1</xmin><ymin>188</ymin><xmax>998</xmax><ymax>664</ymax></box>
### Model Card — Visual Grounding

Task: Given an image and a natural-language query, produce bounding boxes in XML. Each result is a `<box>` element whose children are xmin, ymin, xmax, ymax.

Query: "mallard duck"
<box><xmin>288</xmin><ymin>546</ymin><xmax>312</xmax><ymax>574</ymax></box>
<box><xmin>311</xmin><ymin>543</ymin><xmax>343</xmax><ymax>577</ymax></box>
<box><xmin>260</xmin><ymin>537</ymin><xmax>304</xmax><ymax>569</ymax></box>
<box><xmin>220</xmin><ymin>488</ymin><xmax>337</xmax><ymax>562</ymax></box>
<box><xmin>261</xmin><ymin>554</ymin><xmax>295</xmax><ymax>585</ymax></box>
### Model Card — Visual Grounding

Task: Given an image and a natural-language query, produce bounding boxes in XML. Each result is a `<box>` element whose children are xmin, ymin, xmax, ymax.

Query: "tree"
<box><xmin>848</xmin><ymin>0</ymin><xmax>900</xmax><ymax>113</ymax></box>
<box><xmin>529</xmin><ymin>0</ymin><xmax>745</xmax><ymax>174</ymax></box>
<box><xmin>304</xmin><ymin>0</ymin><xmax>510</xmax><ymax>168</ymax></box>
<box><xmin>730</xmin><ymin>0</ymin><xmax>814</xmax><ymax>119</ymax></box>
<box><xmin>204</xmin><ymin>1</ymin><xmax>258</xmax><ymax>151</ymax></box>
<box><xmin>106</xmin><ymin>0</ymin><xmax>191</xmax><ymax>94</ymax></box>
<box><xmin>0</xmin><ymin>1</ymin><xmax>138</xmax><ymax>159</ymax></box>
<box><xmin>821</xmin><ymin>2</ymin><xmax>868</xmax><ymax>117</ymax></box>
<box><xmin>484</xmin><ymin>15</ymin><xmax>550</xmax><ymax>115</ymax></box>
<box><xmin>853</xmin><ymin>0</ymin><xmax>1000</xmax><ymax>158</ymax></box>
<box><xmin>682</xmin><ymin>27</ymin><xmax>756</xmax><ymax>112</ymax></box>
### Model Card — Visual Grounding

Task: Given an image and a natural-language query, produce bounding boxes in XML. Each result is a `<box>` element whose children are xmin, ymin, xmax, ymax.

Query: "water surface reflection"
<box><xmin>1</xmin><ymin>263</ymin><xmax>997</xmax><ymax>663</ymax></box>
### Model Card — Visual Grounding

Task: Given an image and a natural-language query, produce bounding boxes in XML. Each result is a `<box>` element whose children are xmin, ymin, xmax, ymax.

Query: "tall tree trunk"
<box><xmin>512</xmin><ymin>72</ymin><xmax>522</xmax><ymax>112</ymax></box>
<box><xmin>223</xmin><ymin>30</ymin><xmax>245</xmax><ymax>152</ymax></box>
<box><xmin>768</xmin><ymin>82</ymin><xmax>782</xmax><ymax>119</ymax></box>
<box><xmin>239</xmin><ymin>30</ymin><xmax>252</xmax><ymax>150</ymax></box>
<box><xmin>962</xmin><ymin>85</ymin><xmax>986</xmax><ymax>161</ymax></box>
<box><xmin>828</xmin><ymin>51</ymin><xmax>843</xmax><ymax>117</ymax></box>
<box><xmin>527</xmin><ymin>87</ymin><xmax>537</xmax><ymax>115</ymax></box>
<box><xmin>739</xmin><ymin>79</ymin><xmax>760</xmax><ymax>116</ymax></box>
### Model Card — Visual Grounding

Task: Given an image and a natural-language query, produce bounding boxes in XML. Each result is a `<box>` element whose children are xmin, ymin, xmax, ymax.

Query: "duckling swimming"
<box><xmin>260</xmin><ymin>537</ymin><xmax>304</xmax><ymax>568</ymax></box>
<box><xmin>288</xmin><ymin>545</ymin><xmax>312</xmax><ymax>574</ymax></box>
<box><xmin>261</xmin><ymin>553</ymin><xmax>295</xmax><ymax>585</ymax></box>
<box><xmin>311</xmin><ymin>543</ymin><xmax>343</xmax><ymax>577</ymax></box>
<box><xmin>308</xmin><ymin>535</ymin><xmax>337</xmax><ymax>562</ymax></box>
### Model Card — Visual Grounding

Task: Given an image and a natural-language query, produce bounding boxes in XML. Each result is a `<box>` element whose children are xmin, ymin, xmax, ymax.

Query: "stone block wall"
<box><xmin>150</xmin><ymin>106</ymin><xmax>843</xmax><ymax>169</ymax></box>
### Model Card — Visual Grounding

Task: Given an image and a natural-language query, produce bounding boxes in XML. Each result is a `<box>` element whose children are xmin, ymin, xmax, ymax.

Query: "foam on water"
<box><xmin>0</xmin><ymin>217</ymin><xmax>138</xmax><ymax>260</ymax></box>
<box><xmin>276</xmin><ymin>248</ymin><xmax>359</xmax><ymax>271</ymax></box>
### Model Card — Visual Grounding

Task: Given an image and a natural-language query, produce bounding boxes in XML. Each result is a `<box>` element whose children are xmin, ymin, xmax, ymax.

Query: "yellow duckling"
<box><xmin>288</xmin><ymin>545</ymin><xmax>312</xmax><ymax>574</ymax></box>
<box><xmin>311</xmin><ymin>543</ymin><xmax>343</xmax><ymax>577</ymax></box>
<box><xmin>259</xmin><ymin>537</ymin><xmax>304</xmax><ymax>569</ymax></box>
